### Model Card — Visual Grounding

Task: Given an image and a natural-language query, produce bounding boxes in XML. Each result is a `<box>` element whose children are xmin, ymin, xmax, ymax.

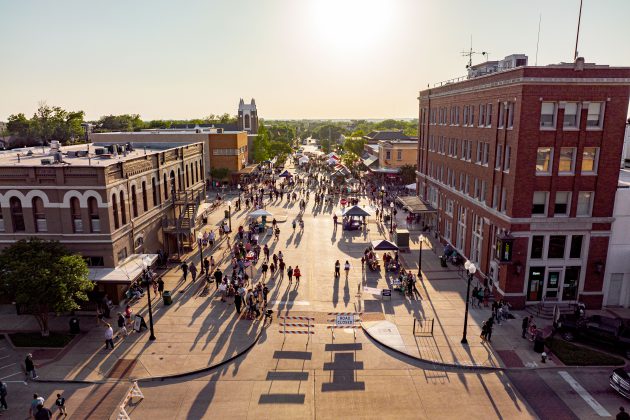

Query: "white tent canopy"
<box><xmin>249</xmin><ymin>209</ymin><xmax>273</xmax><ymax>217</ymax></box>
<box><xmin>299</xmin><ymin>156</ymin><xmax>310</xmax><ymax>164</ymax></box>
<box><xmin>405</xmin><ymin>183</ymin><xmax>417</xmax><ymax>190</ymax></box>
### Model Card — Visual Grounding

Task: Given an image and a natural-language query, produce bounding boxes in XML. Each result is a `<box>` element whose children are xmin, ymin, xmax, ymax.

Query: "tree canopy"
<box><xmin>7</xmin><ymin>102</ymin><xmax>85</xmax><ymax>146</ymax></box>
<box><xmin>0</xmin><ymin>239</ymin><xmax>93</xmax><ymax>336</ymax></box>
<box><xmin>399</xmin><ymin>164</ymin><xmax>417</xmax><ymax>184</ymax></box>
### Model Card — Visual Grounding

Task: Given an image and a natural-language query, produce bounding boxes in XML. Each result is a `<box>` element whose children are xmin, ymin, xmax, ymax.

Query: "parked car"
<box><xmin>557</xmin><ymin>314</ymin><xmax>630</xmax><ymax>358</ymax></box>
<box><xmin>610</xmin><ymin>368</ymin><xmax>630</xmax><ymax>399</ymax></box>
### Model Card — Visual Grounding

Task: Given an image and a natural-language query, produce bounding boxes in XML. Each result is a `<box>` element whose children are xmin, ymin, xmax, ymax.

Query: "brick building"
<box><xmin>0</xmin><ymin>142</ymin><xmax>205</xmax><ymax>302</ymax></box>
<box><xmin>417</xmin><ymin>58</ymin><xmax>630</xmax><ymax>309</ymax></box>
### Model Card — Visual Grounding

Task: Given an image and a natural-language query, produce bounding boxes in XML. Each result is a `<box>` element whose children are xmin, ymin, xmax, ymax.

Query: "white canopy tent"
<box><xmin>249</xmin><ymin>209</ymin><xmax>274</xmax><ymax>217</ymax></box>
<box><xmin>405</xmin><ymin>183</ymin><xmax>417</xmax><ymax>190</ymax></box>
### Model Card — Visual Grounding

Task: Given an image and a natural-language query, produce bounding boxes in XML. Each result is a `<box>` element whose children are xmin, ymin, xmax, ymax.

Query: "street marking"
<box><xmin>0</xmin><ymin>363</ymin><xmax>16</xmax><ymax>370</ymax></box>
<box><xmin>558</xmin><ymin>371</ymin><xmax>610</xmax><ymax>417</ymax></box>
<box><xmin>269</xmin><ymin>301</ymin><xmax>310</xmax><ymax>306</ymax></box>
<box><xmin>0</xmin><ymin>371</ymin><xmax>22</xmax><ymax>380</ymax></box>
<box><xmin>524</xmin><ymin>362</ymin><xmax>538</xmax><ymax>368</ymax></box>
<box><xmin>0</xmin><ymin>355</ymin><xmax>10</xmax><ymax>360</ymax></box>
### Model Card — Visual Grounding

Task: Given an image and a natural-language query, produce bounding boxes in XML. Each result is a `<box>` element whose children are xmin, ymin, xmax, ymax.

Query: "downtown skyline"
<box><xmin>1</xmin><ymin>0</ymin><xmax>630</xmax><ymax>121</ymax></box>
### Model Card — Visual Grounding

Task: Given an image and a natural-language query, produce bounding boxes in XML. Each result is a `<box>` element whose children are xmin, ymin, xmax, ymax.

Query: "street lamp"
<box><xmin>237</xmin><ymin>183</ymin><xmax>241</xmax><ymax>209</ymax></box>
<box><xmin>461</xmin><ymin>261</ymin><xmax>477</xmax><ymax>345</ymax></box>
<box><xmin>142</xmin><ymin>261</ymin><xmax>156</xmax><ymax>341</ymax></box>
<box><xmin>197</xmin><ymin>231</ymin><xmax>204</xmax><ymax>274</ymax></box>
<box><xmin>380</xmin><ymin>185</ymin><xmax>385</xmax><ymax>212</ymax></box>
<box><xmin>418</xmin><ymin>234</ymin><xmax>425</xmax><ymax>277</ymax></box>
<box><xmin>390</xmin><ymin>202</ymin><xmax>395</xmax><ymax>233</ymax></box>
<box><xmin>227</xmin><ymin>200</ymin><xmax>232</xmax><ymax>232</ymax></box>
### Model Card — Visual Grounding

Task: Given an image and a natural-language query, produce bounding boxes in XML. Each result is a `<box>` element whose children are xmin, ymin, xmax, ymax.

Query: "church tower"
<box><xmin>237</xmin><ymin>98</ymin><xmax>258</xmax><ymax>134</ymax></box>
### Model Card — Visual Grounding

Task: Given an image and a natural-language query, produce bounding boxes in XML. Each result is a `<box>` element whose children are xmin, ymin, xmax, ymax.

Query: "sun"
<box><xmin>307</xmin><ymin>0</ymin><xmax>393</xmax><ymax>52</ymax></box>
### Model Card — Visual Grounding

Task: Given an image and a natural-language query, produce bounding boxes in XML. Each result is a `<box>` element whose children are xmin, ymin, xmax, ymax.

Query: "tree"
<box><xmin>341</xmin><ymin>151</ymin><xmax>360</xmax><ymax>168</ymax></box>
<box><xmin>210</xmin><ymin>167</ymin><xmax>230</xmax><ymax>181</ymax></box>
<box><xmin>0</xmin><ymin>239</ymin><xmax>92</xmax><ymax>336</ymax></box>
<box><xmin>96</xmin><ymin>114</ymin><xmax>145</xmax><ymax>132</ymax></box>
<box><xmin>344</xmin><ymin>137</ymin><xmax>366</xmax><ymax>156</ymax></box>
<box><xmin>319</xmin><ymin>138</ymin><xmax>332</xmax><ymax>154</ymax></box>
<box><xmin>399</xmin><ymin>164</ymin><xmax>416</xmax><ymax>184</ymax></box>
<box><xmin>252</xmin><ymin>123</ymin><xmax>271</xmax><ymax>162</ymax></box>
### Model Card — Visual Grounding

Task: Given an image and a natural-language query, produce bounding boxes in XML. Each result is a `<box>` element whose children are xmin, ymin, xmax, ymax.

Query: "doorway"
<box><xmin>545</xmin><ymin>269</ymin><xmax>562</xmax><ymax>299</ymax></box>
<box><xmin>607</xmin><ymin>273</ymin><xmax>624</xmax><ymax>307</ymax></box>
<box><xmin>527</xmin><ymin>267</ymin><xmax>545</xmax><ymax>301</ymax></box>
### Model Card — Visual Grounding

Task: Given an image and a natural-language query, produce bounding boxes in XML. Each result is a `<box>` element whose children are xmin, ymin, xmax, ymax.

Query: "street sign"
<box><xmin>335</xmin><ymin>314</ymin><xmax>354</xmax><ymax>327</ymax></box>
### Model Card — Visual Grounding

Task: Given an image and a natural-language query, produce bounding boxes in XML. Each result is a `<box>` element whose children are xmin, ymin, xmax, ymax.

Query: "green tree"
<box><xmin>252</xmin><ymin>123</ymin><xmax>271</xmax><ymax>162</ymax></box>
<box><xmin>319</xmin><ymin>138</ymin><xmax>332</xmax><ymax>154</ymax></box>
<box><xmin>6</xmin><ymin>113</ymin><xmax>33</xmax><ymax>139</ymax></box>
<box><xmin>399</xmin><ymin>164</ymin><xmax>417</xmax><ymax>184</ymax></box>
<box><xmin>341</xmin><ymin>151</ymin><xmax>360</xmax><ymax>168</ymax></box>
<box><xmin>96</xmin><ymin>114</ymin><xmax>145</xmax><ymax>132</ymax></box>
<box><xmin>0</xmin><ymin>239</ymin><xmax>92</xmax><ymax>336</ymax></box>
<box><xmin>210</xmin><ymin>167</ymin><xmax>230</xmax><ymax>181</ymax></box>
<box><xmin>344</xmin><ymin>137</ymin><xmax>366</xmax><ymax>156</ymax></box>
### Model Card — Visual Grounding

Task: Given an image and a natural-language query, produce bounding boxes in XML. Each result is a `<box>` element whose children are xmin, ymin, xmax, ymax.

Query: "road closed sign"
<box><xmin>335</xmin><ymin>314</ymin><xmax>354</xmax><ymax>326</ymax></box>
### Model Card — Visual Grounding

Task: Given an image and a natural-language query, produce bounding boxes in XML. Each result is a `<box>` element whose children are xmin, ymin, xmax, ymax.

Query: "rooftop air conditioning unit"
<box><xmin>67</xmin><ymin>151</ymin><xmax>77</xmax><ymax>158</ymax></box>
<box><xmin>94</xmin><ymin>148</ymin><xmax>105</xmax><ymax>155</ymax></box>
<box><xmin>77</xmin><ymin>150</ymin><xmax>88</xmax><ymax>157</ymax></box>
<box><xmin>41</xmin><ymin>158</ymin><xmax>53</xmax><ymax>165</ymax></box>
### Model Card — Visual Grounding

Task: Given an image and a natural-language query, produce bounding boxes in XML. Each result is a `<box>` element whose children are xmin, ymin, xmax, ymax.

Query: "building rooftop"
<box><xmin>0</xmin><ymin>142</ymin><xmax>199</xmax><ymax>168</ymax></box>
<box><xmin>363</xmin><ymin>130</ymin><xmax>414</xmax><ymax>141</ymax></box>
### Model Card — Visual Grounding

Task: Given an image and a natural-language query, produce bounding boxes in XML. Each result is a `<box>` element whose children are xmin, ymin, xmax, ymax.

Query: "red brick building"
<box><xmin>417</xmin><ymin>58</ymin><xmax>630</xmax><ymax>309</ymax></box>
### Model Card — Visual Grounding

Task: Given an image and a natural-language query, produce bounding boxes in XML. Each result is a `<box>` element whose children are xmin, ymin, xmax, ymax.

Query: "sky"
<box><xmin>1</xmin><ymin>0</ymin><xmax>629</xmax><ymax>121</ymax></box>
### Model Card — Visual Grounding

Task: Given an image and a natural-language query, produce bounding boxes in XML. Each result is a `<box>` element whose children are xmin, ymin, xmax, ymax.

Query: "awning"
<box><xmin>370</xmin><ymin>167</ymin><xmax>400</xmax><ymax>174</ymax></box>
<box><xmin>371</xmin><ymin>240</ymin><xmax>399</xmax><ymax>251</ymax></box>
<box><xmin>249</xmin><ymin>209</ymin><xmax>273</xmax><ymax>217</ymax></box>
<box><xmin>88</xmin><ymin>254</ymin><xmax>158</xmax><ymax>284</ymax></box>
<box><xmin>362</xmin><ymin>155</ymin><xmax>378</xmax><ymax>168</ymax></box>
<box><xmin>405</xmin><ymin>183</ymin><xmax>417</xmax><ymax>190</ymax></box>
<box><xmin>235</xmin><ymin>165</ymin><xmax>257</xmax><ymax>175</ymax></box>
<box><xmin>342</xmin><ymin>205</ymin><xmax>372</xmax><ymax>217</ymax></box>
<box><xmin>396</xmin><ymin>196</ymin><xmax>436</xmax><ymax>214</ymax></box>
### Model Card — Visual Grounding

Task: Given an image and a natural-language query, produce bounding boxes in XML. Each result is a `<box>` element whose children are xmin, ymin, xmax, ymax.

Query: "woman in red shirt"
<box><xmin>293</xmin><ymin>266</ymin><xmax>302</xmax><ymax>285</ymax></box>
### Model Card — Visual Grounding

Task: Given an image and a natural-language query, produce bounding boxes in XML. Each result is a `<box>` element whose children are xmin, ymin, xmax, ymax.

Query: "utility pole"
<box><xmin>574</xmin><ymin>0</ymin><xmax>583</xmax><ymax>61</ymax></box>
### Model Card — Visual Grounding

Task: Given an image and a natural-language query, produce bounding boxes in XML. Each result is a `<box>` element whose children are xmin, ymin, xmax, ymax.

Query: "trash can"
<box><xmin>69</xmin><ymin>317</ymin><xmax>80</xmax><ymax>334</ymax></box>
<box><xmin>163</xmin><ymin>291</ymin><xmax>172</xmax><ymax>305</ymax></box>
<box><xmin>534</xmin><ymin>335</ymin><xmax>545</xmax><ymax>353</ymax></box>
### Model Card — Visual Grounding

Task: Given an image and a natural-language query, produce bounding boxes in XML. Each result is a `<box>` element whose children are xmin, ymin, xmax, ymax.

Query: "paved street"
<box><xmin>0</xmin><ymin>162</ymin><xmax>628</xmax><ymax>419</ymax></box>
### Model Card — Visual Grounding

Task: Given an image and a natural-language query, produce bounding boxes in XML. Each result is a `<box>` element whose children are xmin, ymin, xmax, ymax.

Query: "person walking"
<box><xmin>279</xmin><ymin>260</ymin><xmax>286</xmax><ymax>281</ymax></box>
<box><xmin>55</xmin><ymin>393</ymin><xmax>67</xmax><ymax>417</ymax></box>
<box><xmin>344</xmin><ymin>261</ymin><xmax>350</xmax><ymax>279</ymax></box>
<box><xmin>334</xmin><ymin>260</ymin><xmax>340</xmax><ymax>278</ymax></box>
<box><xmin>104</xmin><ymin>323</ymin><xmax>114</xmax><ymax>350</ymax></box>
<box><xmin>0</xmin><ymin>381</ymin><xmax>7</xmax><ymax>412</ymax></box>
<box><xmin>617</xmin><ymin>407</ymin><xmax>630</xmax><ymax>420</ymax></box>
<box><xmin>234</xmin><ymin>292</ymin><xmax>242</xmax><ymax>315</ymax></box>
<box><xmin>263</xmin><ymin>244</ymin><xmax>270</xmax><ymax>261</ymax></box>
<box><xmin>34</xmin><ymin>403</ymin><xmax>52</xmax><ymax>420</ymax></box>
<box><xmin>189</xmin><ymin>262</ymin><xmax>197</xmax><ymax>282</ymax></box>
<box><xmin>485</xmin><ymin>317</ymin><xmax>495</xmax><ymax>342</ymax></box>
<box><xmin>292</xmin><ymin>220</ymin><xmax>296</xmax><ymax>232</ymax></box>
<box><xmin>471</xmin><ymin>286</ymin><xmax>479</xmax><ymax>308</ymax></box>
<box><xmin>294</xmin><ymin>266</ymin><xmax>302</xmax><ymax>286</ymax></box>
<box><xmin>203</xmin><ymin>257</ymin><xmax>210</xmax><ymax>275</ymax></box>
<box><xmin>29</xmin><ymin>394</ymin><xmax>45</xmax><ymax>418</ymax></box>
<box><xmin>261</xmin><ymin>262</ymin><xmax>269</xmax><ymax>280</ymax></box>
<box><xmin>214</xmin><ymin>268</ymin><xmax>223</xmax><ymax>290</ymax></box>
<box><xmin>180</xmin><ymin>262</ymin><xmax>189</xmax><ymax>282</ymax></box>
<box><xmin>157</xmin><ymin>278</ymin><xmax>165</xmax><ymax>298</ymax></box>
<box><xmin>24</xmin><ymin>354</ymin><xmax>37</xmax><ymax>381</ymax></box>
<box><xmin>287</xmin><ymin>266</ymin><xmax>294</xmax><ymax>284</ymax></box>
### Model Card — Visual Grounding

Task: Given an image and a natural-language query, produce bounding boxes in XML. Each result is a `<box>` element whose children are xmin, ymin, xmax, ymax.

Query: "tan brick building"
<box><xmin>378</xmin><ymin>140</ymin><xmax>418</xmax><ymax>169</ymax></box>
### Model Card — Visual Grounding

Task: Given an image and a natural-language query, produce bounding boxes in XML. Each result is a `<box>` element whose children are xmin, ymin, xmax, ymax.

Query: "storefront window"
<box><xmin>563</xmin><ymin>267</ymin><xmax>580</xmax><ymax>300</ymax></box>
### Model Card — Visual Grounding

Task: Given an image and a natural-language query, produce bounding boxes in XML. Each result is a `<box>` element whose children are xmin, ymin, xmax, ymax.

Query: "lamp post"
<box><xmin>390</xmin><ymin>202</ymin><xmax>395</xmax><ymax>233</ymax></box>
<box><xmin>197</xmin><ymin>231</ymin><xmax>204</xmax><ymax>274</ymax></box>
<box><xmin>142</xmin><ymin>261</ymin><xmax>156</xmax><ymax>341</ymax></box>
<box><xmin>227</xmin><ymin>200</ymin><xmax>232</xmax><ymax>232</ymax></box>
<box><xmin>461</xmin><ymin>261</ymin><xmax>477</xmax><ymax>345</ymax></box>
<box><xmin>418</xmin><ymin>234</ymin><xmax>425</xmax><ymax>277</ymax></box>
<box><xmin>237</xmin><ymin>183</ymin><xmax>241</xmax><ymax>209</ymax></box>
<box><xmin>380</xmin><ymin>185</ymin><xmax>385</xmax><ymax>212</ymax></box>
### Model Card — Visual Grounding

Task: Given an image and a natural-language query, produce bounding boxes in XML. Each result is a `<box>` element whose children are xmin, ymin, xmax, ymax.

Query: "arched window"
<box><xmin>70</xmin><ymin>197</ymin><xmax>82</xmax><ymax>233</ymax></box>
<box><xmin>111</xmin><ymin>193</ymin><xmax>119</xmax><ymax>230</ymax></box>
<box><xmin>120</xmin><ymin>191</ymin><xmax>127</xmax><ymax>225</ymax></box>
<box><xmin>152</xmin><ymin>177</ymin><xmax>159</xmax><ymax>207</ymax></box>
<box><xmin>185</xmin><ymin>164</ymin><xmax>190</xmax><ymax>188</ymax></box>
<box><xmin>141</xmin><ymin>181</ymin><xmax>148</xmax><ymax>212</ymax></box>
<box><xmin>177</xmin><ymin>169</ymin><xmax>182</xmax><ymax>190</ymax></box>
<box><xmin>170</xmin><ymin>170</ymin><xmax>177</xmax><ymax>195</ymax></box>
<box><xmin>10</xmin><ymin>197</ymin><xmax>25</xmax><ymax>232</ymax></box>
<box><xmin>244</xmin><ymin>114</ymin><xmax>250</xmax><ymax>129</ymax></box>
<box><xmin>130</xmin><ymin>185</ymin><xmax>138</xmax><ymax>218</ymax></box>
<box><xmin>88</xmin><ymin>197</ymin><xmax>100</xmax><ymax>232</ymax></box>
<box><xmin>163</xmin><ymin>174</ymin><xmax>169</xmax><ymax>200</ymax></box>
<box><xmin>196</xmin><ymin>161</ymin><xmax>199</xmax><ymax>183</ymax></box>
<box><xmin>33</xmin><ymin>197</ymin><xmax>47</xmax><ymax>232</ymax></box>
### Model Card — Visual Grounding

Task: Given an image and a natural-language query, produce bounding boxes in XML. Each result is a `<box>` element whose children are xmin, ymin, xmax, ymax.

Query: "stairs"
<box><xmin>526</xmin><ymin>301</ymin><xmax>577</xmax><ymax>319</ymax></box>
<box><xmin>179</xmin><ymin>202</ymin><xmax>196</xmax><ymax>230</ymax></box>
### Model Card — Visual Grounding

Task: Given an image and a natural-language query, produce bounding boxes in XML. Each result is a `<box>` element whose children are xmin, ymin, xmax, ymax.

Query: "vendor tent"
<box><xmin>342</xmin><ymin>205</ymin><xmax>372</xmax><ymax>217</ymax></box>
<box><xmin>278</xmin><ymin>170</ymin><xmax>292</xmax><ymax>178</ymax></box>
<box><xmin>405</xmin><ymin>183</ymin><xmax>417</xmax><ymax>190</ymax></box>
<box><xmin>249</xmin><ymin>209</ymin><xmax>274</xmax><ymax>217</ymax></box>
<box><xmin>299</xmin><ymin>156</ymin><xmax>310</xmax><ymax>164</ymax></box>
<box><xmin>371</xmin><ymin>239</ymin><xmax>399</xmax><ymax>251</ymax></box>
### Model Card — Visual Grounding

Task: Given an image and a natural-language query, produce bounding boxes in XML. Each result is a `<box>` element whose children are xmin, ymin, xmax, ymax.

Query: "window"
<box><xmin>586</xmin><ymin>102</ymin><xmax>603</xmax><ymax>128</ymax></box>
<box><xmin>507</xmin><ymin>102</ymin><xmax>515</xmax><ymax>128</ymax></box>
<box><xmin>492</xmin><ymin>185</ymin><xmax>499</xmax><ymax>209</ymax></box>
<box><xmin>479</xmin><ymin>104</ymin><xmax>485</xmax><ymax>126</ymax></box>
<box><xmin>386</xmin><ymin>150</ymin><xmax>391</xmax><ymax>160</ymax></box>
<box><xmin>397</xmin><ymin>150</ymin><xmax>402</xmax><ymax>160</ymax></box>
<box><xmin>117</xmin><ymin>247</ymin><xmax>128</xmax><ymax>262</ymax></box>
<box><xmin>536</xmin><ymin>147</ymin><xmax>552</xmax><ymax>174</ymax></box>
<box><xmin>446</xmin><ymin>199</ymin><xmax>454</xmax><ymax>216</ymax></box>
<box><xmin>464</xmin><ymin>174</ymin><xmax>470</xmax><ymax>194</ymax></box>
<box><xmin>554</xmin><ymin>192</ymin><xmax>570</xmax><ymax>216</ymax></box>
<box><xmin>563</xmin><ymin>103</ymin><xmax>579</xmax><ymax>128</ymax></box>
<box><xmin>152</xmin><ymin>177</ymin><xmax>159</xmax><ymax>207</ymax></box>
<box><xmin>500</xmin><ymin>187</ymin><xmax>507</xmax><ymax>213</ymax></box>
<box><xmin>131</xmin><ymin>185</ymin><xmax>138</xmax><ymax>218</ymax></box>
<box><xmin>470</xmin><ymin>214</ymin><xmax>484</xmax><ymax>264</ymax></box>
<box><xmin>476</xmin><ymin>142</ymin><xmax>482</xmax><ymax>163</ymax></box>
<box><xmin>10</xmin><ymin>197</ymin><xmax>25</xmax><ymax>232</ymax></box>
<box><xmin>474</xmin><ymin>178</ymin><xmax>480</xmax><ymax>199</ymax></box>
<box><xmin>84</xmin><ymin>256</ymin><xmax>105</xmax><ymax>267</ymax></box>
<box><xmin>486</xmin><ymin>104</ymin><xmax>493</xmax><ymax>127</ymax></box>
<box><xmin>570</xmin><ymin>235</ymin><xmax>583</xmax><ymax>259</ymax></box>
<box><xmin>470</xmin><ymin>106</ymin><xmax>474</xmax><ymax>126</ymax></box>
<box><xmin>212</xmin><ymin>148</ymin><xmax>240</xmax><ymax>156</ymax></box>
<box><xmin>540</xmin><ymin>102</ymin><xmax>556</xmax><ymax>128</ymax></box>
<box><xmin>532</xmin><ymin>191</ymin><xmax>548</xmax><ymax>216</ymax></box>
<box><xmin>463</xmin><ymin>106</ymin><xmax>469</xmax><ymax>126</ymax></box>
<box><xmin>444</xmin><ymin>220</ymin><xmax>452</xmax><ymax>242</ymax></box>
<box><xmin>111</xmin><ymin>193</ymin><xmax>119</xmax><ymax>230</ymax></box>
<box><xmin>31</xmin><ymin>197</ymin><xmax>47</xmax><ymax>232</ymax></box>
<box><xmin>581</xmin><ymin>147</ymin><xmax>599</xmax><ymax>174</ymax></box>
<box><xmin>480</xmin><ymin>180</ymin><xmax>487</xmax><ymax>204</ymax></box>
<box><xmin>531</xmin><ymin>236</ymin><xmax>544</xmax><ymax>259</ymax></box>
<box><xmin>547</xmin><ymin>235</ymin><xmax>566</xmax><ymax>259</ymax></box>
<box><xmin>482</xmin><ymin>143</ymin><xmax>489</xmax><ymax>165</ymax></box>
<box><xmin>456</xmin><ymin>207</ymin><xmax>467</xmax><ymax>249</ymax></box>
<box><xmin>576</xmin><ymin>191</ymin><xmax>594</xmax><ymax>216</ymax></box>
<box><xmin>495</xmin><ymin>146</ymin><xmax>503</xmax><ymax>170</ymax></box>
<box><xmin>503</xmin><ymin>145</ymin><xmax>511</xmax><ymax>172</ymax></box>
<box><xmin>163</xmin><ymin>174</ymin><xmax>168</xmax><ymax>200</ymax></box>
<box><xmin>88</xmin><ymin>197</ymin><xmax>100</xmax><ymax>233</ymax></box>
<box><xmin>141</xmin><ymin>181</ymin><xmax>148</xmax><ymax>212</ymax></box>
<box><xmin>70</xmin><ymin>197</ymin><xmax>82</xmax><ymax>233</ymax></box>
<box><xmin>498</xmin><ymin>102</ymin><xmax>506</xmax><ymax>128</ymax></box>
<box><xmin>120</xmin><ymin>191</ymin><xmax>127</xmax><ymax>225</ymax></box>
<box><xmin>558</xmin><ymin>147</ymin><xmax>576</xmax><ymax>174</ymax></box>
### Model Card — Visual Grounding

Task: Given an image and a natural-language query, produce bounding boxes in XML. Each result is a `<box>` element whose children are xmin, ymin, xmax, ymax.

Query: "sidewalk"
<box><xmin>361</xmin><ymin>222</ymin><xmax>559</xmax><ymax>369</ymax></box>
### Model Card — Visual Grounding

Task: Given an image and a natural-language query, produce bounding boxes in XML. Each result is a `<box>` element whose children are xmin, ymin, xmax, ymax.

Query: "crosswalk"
<box><xmin>0</xmin><ymin>337</ymin><xmax>25</xmax><ymax>383</ymax></box>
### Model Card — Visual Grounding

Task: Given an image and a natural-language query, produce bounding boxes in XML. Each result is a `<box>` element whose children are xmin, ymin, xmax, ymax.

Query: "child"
<box><xmin>55</xmin><ymin>393</ymin><xmax>67</xmax><ymax>416</ymax></box>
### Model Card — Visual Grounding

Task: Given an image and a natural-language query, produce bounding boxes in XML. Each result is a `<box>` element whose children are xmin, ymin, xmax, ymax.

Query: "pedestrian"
<box><xmin>180</xmin><ymin>262</ymin><xmax>188</xmax><ymax>282</ymax></box>
<box><xmin>263</xmin><ymin>284</ymin><xmax>269</xmax><ymax>307</ymax></box>
<box><xmin>294</xmin><ymin>266</ymin><xmax>302</xmax><ymax>285</ymax></box>
<box><xmin>0</xmin><ymin>381</ymin><xmax>7</xmax><ymax>412</ymax></box>
<box><xmin>234</xmin><ymin>292</ymin><xmax>242</xmax><ymax>315</ymax></box>
<box><xmin>157</xmin><ymin>277</ymin><xmax>165</xmax><ymax>297</ymax></box>
<box><xmin>471</xmin><ymin>286</ymin><xmax>478</xmax><ymax>308</ymax></box>
<box><xmin>55</xmin><ymin>393</ymin><xmax>67</xmax><ymax>417</ymax></box>
<box><xmin>344</xmin><ymin>260</ymin><xmax>350</xmax><ymax>279</ymax></box>
<box><xmin>476</xmin><ymin>288</ymin><xmax>484</xmax><ymax>308</ymax></box>
<box><xmin>34</xmin><ymin>403</ymin><xmax>52</xmax><ymax>420</ymax></box>
<box><xmin>104</xmin><ymin>323</ymin><xmax>114</xmax><ymax>350</ymax></box>
<box><xmin>521</xmin><ymin>316</ymin><xmax>530</xmax><ymax>339</ymax></box>
<box><xmin>270</xmin><ymin>262</ymin><xmax>276</xmax><ymax>277</ymax></box>
<box><xmin>214</xmin><ymin>268</ymin><xmax>223</xmax><ymax>290</ymax></box>
<box><xmin>617</xmin><ymin>407</ymin><xmax>630</xmax><ymax>420</ymax></box>
<box><xmin>292</xmin><ymin>220</ymin><xmax>296</xmax><ymax>231</ymax></box>
<box><xmin>209</xmin><ymin>230</ymin><xmax>215</xmax><ymax>248</ymax></box>
<box><xmin>29</xmin><ymin>394</ymin><xmax>45</xmax><ymax>418</ymax></box>
<box><xmin>275</xmin><ymin>227</ymin><xmax>280</xmax><ymax>240</ymax></box>
<box><xmin>261</xmin><ymin>262</ymin><xmax>269</xmax><ymax>280</ymax></box>
<box><xmin>287</xmin><ymin>266</ymin><xmax>294</xmax><ymax>284</ymax></box>
<box><xmin>189</xmin><ymin>262</ymin><xmax>197</xmax><ymax>282</ymax></box>
<box><xmin>279</xmin><ymin>260</ymin><xmax>286</xmax><ymax>280</ymax></box>
<box><xmin>117</xmin><ymin>312</ymin><xmax>125</xmax><ymax>330</ymax></box>
<box><xmin>485</xmin><ymin>317</ymin><xmax>494</xmax><ymax>342</ymax></box>
<box><xmin>24</xmin><ymin>354</ymin><xmax>37</xmax><ymax>381</ymax></box>
<box><xmin>334</xmin><ymin>260</ymin><xmax>340</xmax><ymax>278</ymax></box>
<box><xmin>263</xmin><ymin>244</ymin><xmax>270</xmax><ymax>261</ymax></box>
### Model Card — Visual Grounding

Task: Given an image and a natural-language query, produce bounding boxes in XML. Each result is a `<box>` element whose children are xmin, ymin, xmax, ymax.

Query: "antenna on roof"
<box><xmin>535</xmin><ymin>13</ymin><xmax>542</xmax><ymax>66</ymax></box>
<box><xmin>574</xmin><ymin>0</ymin><xmax>583</xmax><ymax>61</ymax></box>
<box><xmin>461</xmin><ymin>35</ymin><xmax>481</xmax><ymax>69</ymax></box>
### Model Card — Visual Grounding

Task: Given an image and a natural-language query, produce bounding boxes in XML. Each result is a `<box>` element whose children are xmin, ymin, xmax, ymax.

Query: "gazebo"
<box><xmin>341</xmin><ymin>205</ymin><xmax>371</xmax><ymax>230</ymax></box>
